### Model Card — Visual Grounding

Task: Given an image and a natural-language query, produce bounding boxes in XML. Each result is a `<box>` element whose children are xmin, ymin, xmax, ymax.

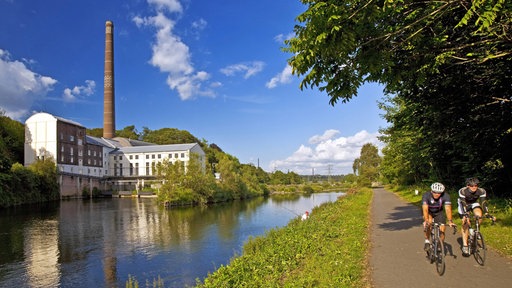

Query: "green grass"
<box><xmin>388</xmin><ymin>184</ymin><xmax>512</xmax><ymax>258</ymax></box>
<box><xmin>196</xmin><ymin>188</ymin><xmax>372</xmax><ymax>287</ymax></box>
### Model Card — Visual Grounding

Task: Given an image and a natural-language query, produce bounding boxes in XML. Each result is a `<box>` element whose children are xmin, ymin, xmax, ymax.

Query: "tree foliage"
<box><xmin>287</xmin><ymin>1</ymin><xmax>512</xmax><ymax>194</ymax></box>
<box><xmin>286</xmin><ymin>0</ymin><xmax>511</xmax><ymax>104</ymax></box>
<box><xmin>0</xmin><ymin>114</ymin><xmax>25</xmax><ymax>172</ymax></box>
<box><xmin>141</xmin><ymin>127</ymin><xmax>200</xmax><ymax>145</ymax></box>
<box><xmin>353</xmin><ymin>143</ymin><xmax>381</xmax><ymax>186</ymax></box>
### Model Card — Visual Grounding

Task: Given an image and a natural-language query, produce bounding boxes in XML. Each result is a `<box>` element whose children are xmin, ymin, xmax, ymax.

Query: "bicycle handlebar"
<box><xmin>422</xmin><ymin>221</ymin><xmax>457</xmax><ymax>234</ymax></box>
<box><xmin>463</xmin><ymin>212</ymin><xmax>496</xmax><ymax>225</ymax></box>
<box><xmin>485</xmin><ymin>213</ymin><xmax>496</xmax><ymax>225</ymax></box>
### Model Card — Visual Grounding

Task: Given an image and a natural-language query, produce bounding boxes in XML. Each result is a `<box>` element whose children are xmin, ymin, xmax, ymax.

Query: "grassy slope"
<box><xmin>197</xmin><ymin>188</ymin><xmax>373</xmax><ymax>287</ymax></box>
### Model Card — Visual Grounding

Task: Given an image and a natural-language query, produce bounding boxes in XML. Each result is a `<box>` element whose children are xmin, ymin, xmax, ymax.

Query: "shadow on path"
<box><xmin>378</xmin><ymin>205</ymin><xmax>419</xmax><ymax>231</ymax></box>
<box><xmin>370</xmin><ymin>188</ymin><xmax>511</xmax><ymax>288</ymax></box>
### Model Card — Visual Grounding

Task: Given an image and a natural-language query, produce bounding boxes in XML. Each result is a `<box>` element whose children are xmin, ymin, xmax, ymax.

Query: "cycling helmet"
<box><xmin>431</xmin><ymin>182</ymin><xmax>445</xmax><ymax>193</ymax></box>
<box><xmin>466</xmin><ymin>177</ymin><xmax>480</xmax><ymax>186</ymax></box>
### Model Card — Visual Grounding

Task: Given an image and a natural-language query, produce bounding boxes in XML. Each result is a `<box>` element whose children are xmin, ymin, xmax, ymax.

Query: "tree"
<box><xmin>142</xmin><ymin>127</ymin><xmax>200</xmax><ymax>145</ymax></box>
<box><xmin>286</xmin><ymin>0</ymin><xmax>512</xmax><ymax>104</ymax></box>
<box><xmin>286</xmin><ymin>1</ymin><xmax>512</xmax><ymax>193</ymax></box>
<box><xmin>0</xmin><ymin>115</ymin><xmax>24</xmax><ymax>170</ymax></box>
<box><xmin>354</xmin><ymin>143</ymin><xmax>381</xmax><ymax>186</ymax></box>
<box><xmin>86</xmin><ymin>128</ymin><xmax>103</xmax><ymax>137</ymax></box>
<box><xmin>116</xmin><ymin>125</ymin><xmax>140</xmax><ymax>139</ymax></box>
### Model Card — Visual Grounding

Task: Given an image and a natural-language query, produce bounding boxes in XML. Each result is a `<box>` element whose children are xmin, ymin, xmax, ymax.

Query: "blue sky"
<box><xmin>0</xmin><ymin>0</ymin><xmax>387</xmax><ymax>175</ymax></box>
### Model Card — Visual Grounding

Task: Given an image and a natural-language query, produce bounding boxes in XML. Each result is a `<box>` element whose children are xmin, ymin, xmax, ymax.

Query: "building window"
<box><xmin>114</xmin><ymin>156</ymin><xmax>117</xmax><ymax>160</ymax></box>
<box><xmin>181</xmin><ymin>153</ymin><xmax>185</xmax><ymax>158</ymax></box>
<box><xmin>70</xmin><ymin>135</ymin><xmax>74</xmax><ymax>142</ymax></box>
<box><xmin>175</xmin><ymin>153</ymin><xmax>178</xmax><ymax>158</ymax></box>
<box><xmin>135</xmin><ymin>163</ymin><xmax>139</xmax><ymax>176</ymax></box>
<box><xmin>146</xmin><ymin>155</ymin><xmax>149</xmax><ymax>159</ymax></box>
<box><xmin>119</xmin><ymin>164</ymin><xmax>123</xmax><ymax>176</ymax></box>
<box><xmin>158</xmin><ymin>154</ymin><xmax>161</xmax><ymax>159</ymax></box>
<box><xmin>146</xmin><ymin>163</ymin><xmax>150</xmax><ymax>175</ymax></box>
<box><xmin>135</xmin><ymin>155</ymin><xmax>139</xmax><ymax>160</ymax></box>
<box><xmin>152</xmin><ymin>154</ymin><xmax>155</xmax><ymax>159</ymax></box>
<box><xmin>114</xmin><ymin>164</ymin><xmax>118</xmax><ymax>176</ymax></box>
<box><xmin>130</xmin><ymin>163</ymin><xmax>133</xmax><ymax>175</ymax></box>
<box><xmin>129</xmin><ymin>155</ymin><xmax>133</xmax><ymax>160</ymax></box>
<box><xmin>120</xmin><ymin>156</ymin><xmax>123</xmax><ymax>160</ymax></box>
<box><xmin>70</xmin><ymin>147</ymin><xmax>74</xmax><ymax>156</ymax></box>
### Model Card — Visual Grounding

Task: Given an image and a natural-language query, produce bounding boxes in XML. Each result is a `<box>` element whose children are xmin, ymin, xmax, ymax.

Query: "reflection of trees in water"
<box><xmin>270</xmin><ymin>193</ymin><xmax>302</xmax><ymax>202</ymax></box>
<box><xmin>158</xmin><ymin>197</ymin><xmax>267</xmax><ymax>247</ymax></box>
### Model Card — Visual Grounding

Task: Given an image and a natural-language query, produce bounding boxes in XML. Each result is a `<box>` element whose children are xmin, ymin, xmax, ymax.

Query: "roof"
<box><xmin>86</xmin><ymin>135</ymin><xmax>118</xmax><ymax>148</ymax></box>
<box><xmin>110</xmin><ymin>143</ymin><xmax>201</xmax><ymax>154</ymax></box>
<box><xmin>112</xmin><ymin>137</ymin><xmax>155</xmax><ymax>147</ymax></box>
<box><xmin>25</xmin><ymin>112</ymin><xmax>85</xmax><ymax>128</ymax></box>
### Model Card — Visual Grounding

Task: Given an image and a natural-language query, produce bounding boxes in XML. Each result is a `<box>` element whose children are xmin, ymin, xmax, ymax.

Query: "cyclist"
<box><xmin>422</xmin><ymin>182</ymin><xmax>455</xmax><ymax>251</ymax></box>
<box><xmin>458</xmin><ymin>177</ymin><xmax>496</xmax><ymax>256</ymax></box>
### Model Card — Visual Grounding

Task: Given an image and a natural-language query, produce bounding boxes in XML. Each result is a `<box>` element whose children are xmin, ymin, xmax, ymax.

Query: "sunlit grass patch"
<box><xmin>197</xmin><ymin>188</ymin><xmax>372</xmax><ymax>287</ymax></box>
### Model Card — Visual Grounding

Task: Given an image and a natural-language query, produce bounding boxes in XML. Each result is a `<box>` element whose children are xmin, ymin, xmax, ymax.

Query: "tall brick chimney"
<box><xmin>103</xmin><ymin>20</ymin><xmax>115</xmax><ymax>138</ymax></box>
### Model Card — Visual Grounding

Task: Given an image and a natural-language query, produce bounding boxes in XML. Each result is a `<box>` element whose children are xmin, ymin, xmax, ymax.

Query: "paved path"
<box><xmin>369</xmin><ymin>188</ymin><xmax>512</xmax><ymax>287</ymax></box>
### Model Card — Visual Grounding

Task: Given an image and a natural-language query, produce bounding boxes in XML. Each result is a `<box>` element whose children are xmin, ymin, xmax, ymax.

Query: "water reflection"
<box><xmin>0</xmin><ymin>192</ymin><xmax>343</xmax><ymax>287</ymax></box>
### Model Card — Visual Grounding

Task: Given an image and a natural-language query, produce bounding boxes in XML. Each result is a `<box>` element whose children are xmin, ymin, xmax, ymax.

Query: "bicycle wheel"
<box><xmin>434</xmin><ymin>238</ymin><xmax>445</xmax><ymax>275</ymax></box>
<box><xmin>473</xmin><ymin>231</ymin><xmax>486</xmax><ymax>265</ymax></box>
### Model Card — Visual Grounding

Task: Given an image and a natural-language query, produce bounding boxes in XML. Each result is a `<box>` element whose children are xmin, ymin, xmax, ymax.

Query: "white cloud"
<box><xmin>135</xmin><ymin>1</ymin><xmax>213</xmax><ymax>100</ymax></box>
<box><xmin>269</xmin><ymin>130</ymin><xmax>383</xmax><ymax>175</ymax></box>
<box><xmin>148</xmin><ymin>0</ymin><xmax>182</xmax><ymax>13</ymax></box>
<box><xmin>309</xmin><ymin>129</ymin><xmax>340</xmax><ymax>144</ymax></box>
<box><xmin>62</xmin><ymin>80</ymin><xmax>96</xmax><ymax>102</ymax></box>
<box><xmin>191</xmin><ymin>18</ymin><xmax>207</xmax><ymax>30</ymax></box>
<box><xmin>274</xmin><ymin>32</ymin><xmax>294</xmax><ymax>43</ymax></box>
<box><xmin>220</xmin><ymin>61</ymin><xmax>265</xmax><ymax>79</ymax></box>
<box><xmin>266</xmin><ymin>64</ymin><xmax>293</xmax><ymax>88</ymax></box>
<box><xmin>0</xmin><ymin>49</ymin><xmax>57</xmax><ymax>120</ymax></box>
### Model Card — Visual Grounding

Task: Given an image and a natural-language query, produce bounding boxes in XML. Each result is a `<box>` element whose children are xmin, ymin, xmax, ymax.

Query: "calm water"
<box><xmin>0</xmin><ymin>192</ymin><xmax>343</xmax><ymax>287</ymax></box>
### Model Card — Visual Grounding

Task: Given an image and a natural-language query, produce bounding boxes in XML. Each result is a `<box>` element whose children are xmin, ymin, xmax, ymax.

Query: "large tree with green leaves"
<box><xmin>286</xmin><ymin>1</ymin><xmax>511</xmax><ymax>193</ymax></box>
<box><xmin>353</xmin><ymin>143</ymin><xmax>381</xmax><ymax>186</ymax></box>
<box><xmin>286</xmin><ymin>0</ymin><xmax>511</xmax><ymax>104</ymax></box>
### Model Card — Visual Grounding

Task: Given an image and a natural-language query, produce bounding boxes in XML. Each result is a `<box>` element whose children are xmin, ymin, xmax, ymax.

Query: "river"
<box><xmin>0</xmin><ymin>192</ymin><xmax>343</xmax><ymax>287</ymax></box>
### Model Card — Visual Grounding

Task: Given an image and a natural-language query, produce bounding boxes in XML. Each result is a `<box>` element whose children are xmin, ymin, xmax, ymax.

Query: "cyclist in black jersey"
<box><xmin>458</xmin><ymin>177</ymin><xmax>496</xmax><ymax>256</ymax></box>
<box><xmin>421</xmin><ymin>182</ymin><xmax>455</xmax><ymax>251</ymax></box>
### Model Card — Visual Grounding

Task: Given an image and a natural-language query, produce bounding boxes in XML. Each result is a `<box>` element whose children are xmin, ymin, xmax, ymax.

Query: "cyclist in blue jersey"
<box><xmin>458</xmin><ymin>177</ymin><xmax>496</xmax><ymax>256</ymax></box>
<box><xmin>422</xmin><ymin>182</ymin><xmax>455</xmax><ymax>251</ymax></box>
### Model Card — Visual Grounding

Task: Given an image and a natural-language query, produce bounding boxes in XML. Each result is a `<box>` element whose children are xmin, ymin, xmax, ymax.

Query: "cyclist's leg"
<box><xmin>473</xmin><ymin>207</ymin><xmax>483</xmax><ymax>224</ymax></box>
<box><xmin>433</xmin><ymin>212</ymin><xmax>446</xmax><ymax>242</ymax></box>
<box><xmin>425</xmin><ymin>213</ymin><xmax>434</xmax><ymax>240</ymax></box>
<box><xmin>424</xmin><ymin>213</ymin><xmax>433</xmax><ymax>250</ymax></box>
<box><xmin>460</xmin><ymin>213</ymin><xmax>470</xmax><ymax>246</ymax></box>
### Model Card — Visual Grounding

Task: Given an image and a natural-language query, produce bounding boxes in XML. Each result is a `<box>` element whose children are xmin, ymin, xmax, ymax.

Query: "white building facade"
<box><xmin>24</xmin><ymin>112</ymin><xmax>205</xmax><ymax>198</ymax></box>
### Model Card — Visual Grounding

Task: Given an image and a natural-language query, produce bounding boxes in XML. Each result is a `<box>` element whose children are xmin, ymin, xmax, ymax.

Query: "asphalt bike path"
<box><xmin>369</xmin><ymin>188</ymin><xmax>512</xmax><ymax>287</ymax></box>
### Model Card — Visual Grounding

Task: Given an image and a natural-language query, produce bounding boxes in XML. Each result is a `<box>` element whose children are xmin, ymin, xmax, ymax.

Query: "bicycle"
<box><xmin>463</xmin><ymin>212</ymin><xmax>495</xmax><ymax>266</ymax></box>
<box><xmin>424</xmin><ymin>220</ymin><xmax>455</xmax><ymax>276</ymax></box>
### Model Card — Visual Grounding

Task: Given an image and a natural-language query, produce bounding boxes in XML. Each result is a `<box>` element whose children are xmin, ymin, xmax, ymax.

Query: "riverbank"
<box><xmin>196</xmin><ymin>188</ymin><xmax>372</xmax><ymax>287</ymax></box>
